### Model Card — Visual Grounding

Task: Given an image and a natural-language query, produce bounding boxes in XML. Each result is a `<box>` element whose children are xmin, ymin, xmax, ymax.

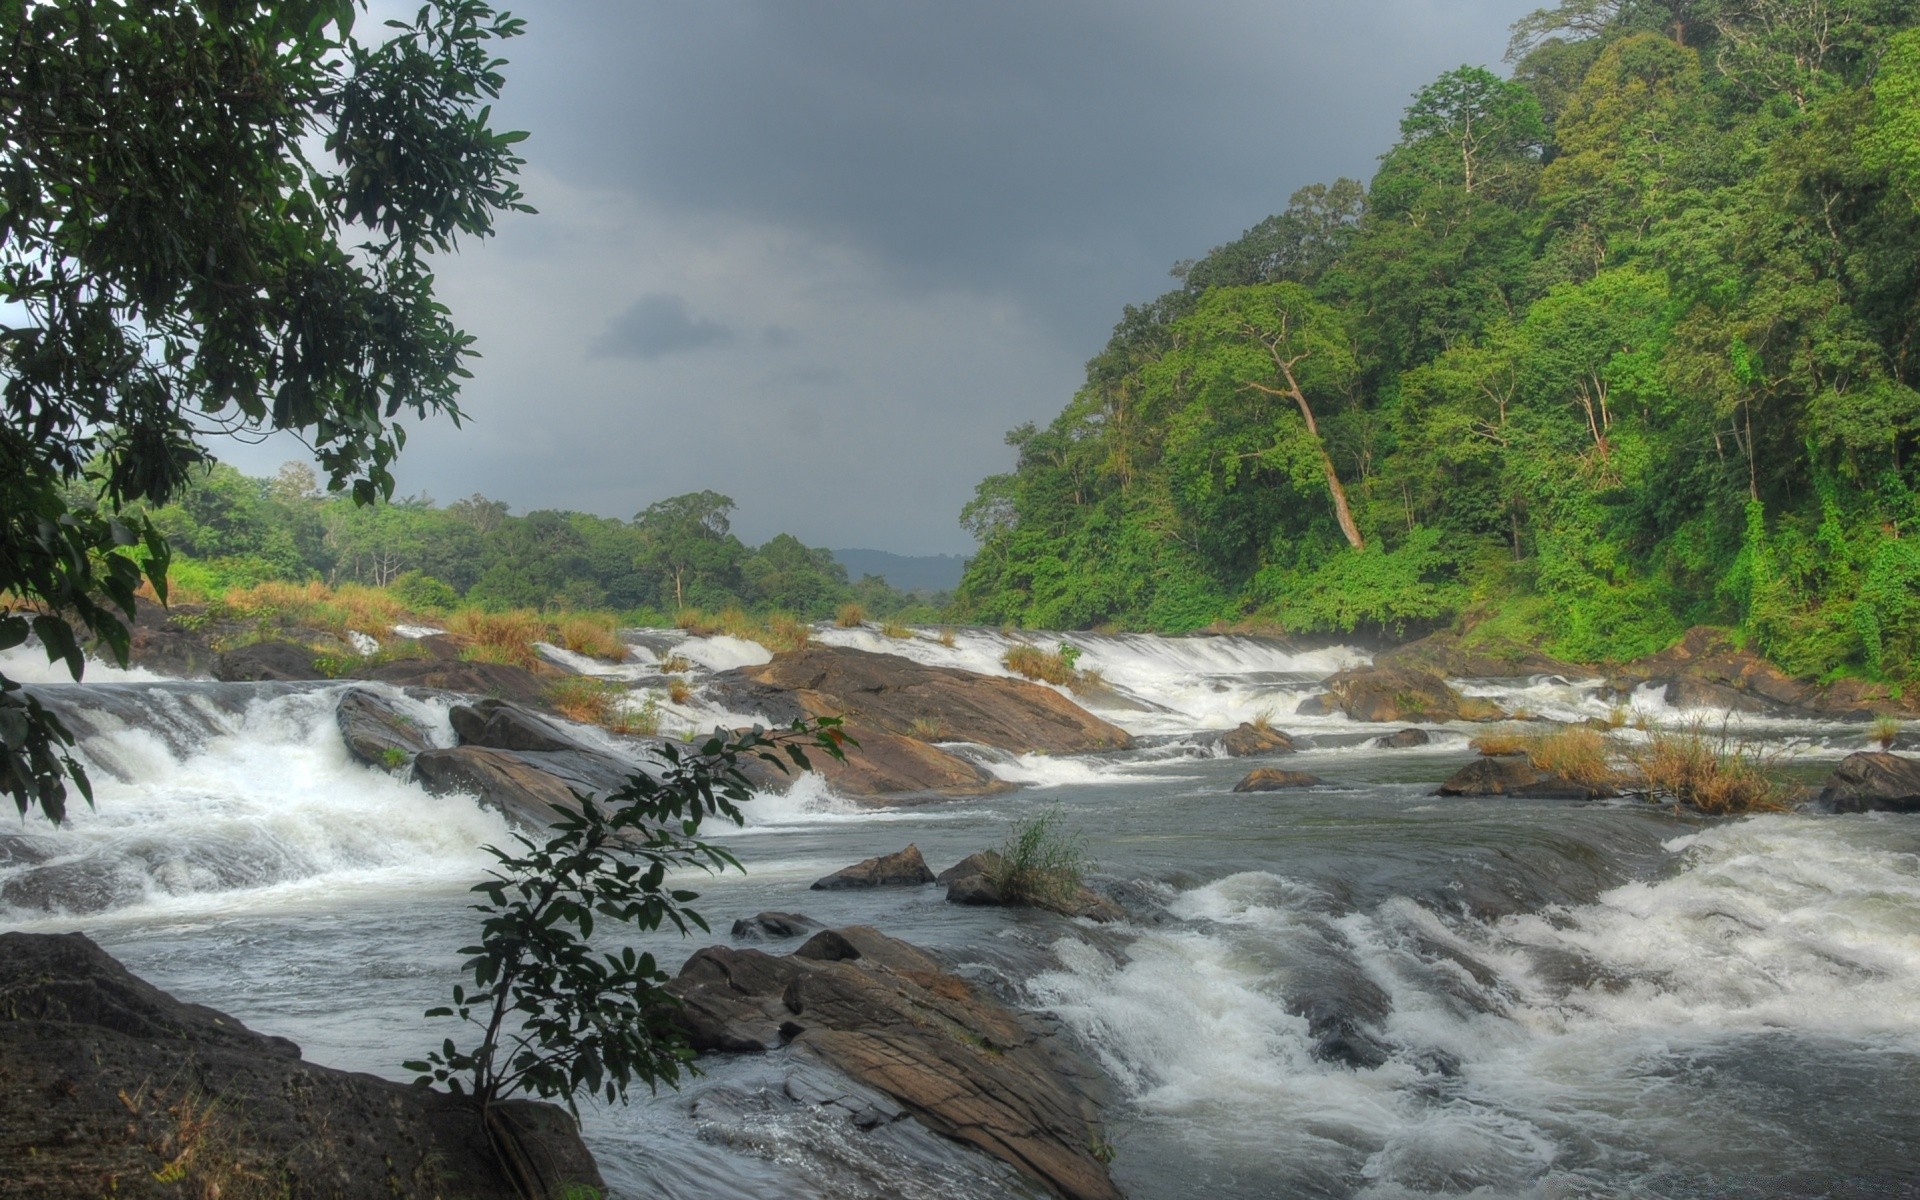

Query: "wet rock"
<box><xmin>1816</xmin><ymin>751</ymin><xmax>1920</xmax><ymax>813</ymax></box>
<box><xmin>1233</xmin><ymin>768</ymin><xmax>1326</xmax><ymax>792</ymax></box>
<box><xmin>716</xmin><ymin>644</ymin><xmax>1133</xmax><ymax>754</ymax></box>
<box><xmin>1435</xmin><ymin>756</ymin><xmax>1618</xmax><ymax>801</ymax></box>
<box><xmin>336</xmin><ymin>687</ymin><xmax>433</xmax><ymax>771</ymax></box>
<box><xmin>1218</xmin><ymin>722</ymin><xmax>1297</xmax><ymax>756</ymax></box>
<box><xmin>810</xmin><ymin>844</ymin><xmax>937</xmax><ymax>890</ymax></box>
<box><xmin>936</xmin><ymin>850</ymin><xmax>1004</xmax><ymax>885</ymax></box>
<box><xmin>0</xmin><ymin>931</ymin><xmax>600</xmax><ymax>1200</ymax></box>
<box><xmin>1662</xmin><ymin>675</ymin><xmax>1793</xmax><ymax>716</ymax></box>
<box><xmin>1375</xmin><ymin>728</ymin><xmax>1431</xmax><ymax>748</ymax></box>
<box><xmin>351</xmin><ymin>657</ymin><xmax>556</xmax><ymax>709</ymax></box>
<box><xmin>812</xmin><ymin>726</ymin><xmax>1016</xmax><ymax>801</ymax></box>
<box><xmin>946</xmin><ymin>872</ymin><xmax>1007</xmax><ymax>906</ymax></box>
<box><xmin>213</xmin><ymin>640</ymin><xmax>326</xmax><ymax>682</ymax></box>
<box><xmin>450</xmin><ymin>698</ymin><xmax>589</xmax><ymax>753</ymax></box>
<box><xmin>1293</xmin><ymin>693</ymin><xmax>1332</xmax><ymax>716</ymax></box>
<box><xmin>1316</xmin><ymin>666</ymin><xmax>1504</xmax><ymax>724</ymax></box>
<box><xmin>666</xmin><ymin>926</ymin><xmax>1122</xmax><ymax>1200</ymax></box>
<box><xmin>412</xmin><ymin>746</ymin><xmax>591</xmax><ymax>829</ymax></box>
<box><xmin>731</xmin><ymin>911</ymin><xmax>825</xmax><ymax>941</ymax></box>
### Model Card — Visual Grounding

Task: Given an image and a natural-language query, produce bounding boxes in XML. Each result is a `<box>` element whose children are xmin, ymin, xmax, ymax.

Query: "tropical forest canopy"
<box><xmin>954</xmin><ymin>0</ymin><xmax>1920</xmax><ymax>681</ymax></box>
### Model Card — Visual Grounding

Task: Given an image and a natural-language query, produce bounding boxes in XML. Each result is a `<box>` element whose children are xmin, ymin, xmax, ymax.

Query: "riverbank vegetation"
<box><xmin>953</xmin><ymin>1</ymin><xmax>1920</xmax><ymax>691</ymax></box>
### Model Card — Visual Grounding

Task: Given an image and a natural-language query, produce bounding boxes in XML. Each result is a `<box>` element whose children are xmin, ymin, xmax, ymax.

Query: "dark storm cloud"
<box><xmin>318</xmin><ymin>1</ymin><xmax>1534</xmax><ymax>554</ymax></box>
<box><xmin>591</xmin><ymin>293</ymin><xmax>732</xmax><ymax>359</ymax></box>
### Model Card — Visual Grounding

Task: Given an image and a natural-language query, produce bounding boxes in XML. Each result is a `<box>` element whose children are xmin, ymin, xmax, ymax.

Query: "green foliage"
<box><xmin>991</xmin><ymin>808</ymin><xmax>1088</xmax><ymax>909</ymax></box>
<box><xmin>0</xmin><ymin>0</ymin><xmax>530</xmax><ymax>823</ymax></box>
<box><xmin>955</xmin><ymin>1</ymin><xmax>1920</xmax><ymax>684</ymax></box>
<box><xmin>406</xmin><ymin>720</ymin><xmax>847</xmax><ymax>1115</ymax></box>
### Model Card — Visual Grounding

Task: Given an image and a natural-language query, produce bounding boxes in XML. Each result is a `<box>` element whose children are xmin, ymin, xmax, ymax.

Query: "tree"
<box><xmin>634</xmin><ymin>491</ymin><xmax>744</xmax><ymax>610</ymax></box>
<box><xmin>1</xmin><ymin>1</ymin><xmax>531</xmax><ymax>822</ymax></box>
<box><xmin>1390</xmin><ymin>66</ymin><xmax>1546</xmax><ymax>199</ymax></box>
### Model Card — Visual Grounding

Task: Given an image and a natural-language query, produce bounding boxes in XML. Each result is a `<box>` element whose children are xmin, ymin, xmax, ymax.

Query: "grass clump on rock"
<box><xmin>991</xmin><ymin>808</ymin><xmax>1087</xmax><ymax>909</ymax></box>
<box><xmin>556</xmin><ymin>612</ymin><xmax>627</xmax><ymax>662</ymax></box>
<box><xmin>1630</xmin><ymin>721</ymin><xmax>1787</xmax><ymax>814</ymax></box>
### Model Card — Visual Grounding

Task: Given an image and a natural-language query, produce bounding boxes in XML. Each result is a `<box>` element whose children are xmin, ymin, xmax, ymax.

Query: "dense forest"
<box><xmin>955</xmin><ymin>0</ymin><xmax>1920</xmax><ymax>682</ymax></box>
<box><xmin>131</xmin><ymin>461</ymin><xmax>940</xmax><ymax>622</ymax></box>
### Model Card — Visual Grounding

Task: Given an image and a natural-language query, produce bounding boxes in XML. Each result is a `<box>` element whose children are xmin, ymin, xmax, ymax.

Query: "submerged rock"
<box><xmin>1435</xmin><ymin>756</ymin><xmax>1618</xmax><ymax>801</ymax></box>
<box><xmin>1315</xmin><ymin>666</ymin><xmax>1504</xmax><ymax>724</ymax></box>
<box><xmin>667</xmin><ymin>925</ymin><xmax>1122</xmax><ymax>1200</ymax></box>
<box><xmin>731</xmin><ymin>911</ymin><xmax>825</xmax><ymax>941</ymax></box>
<box><xmin>0</xmin><ymin>931</ymin><xmax>600</xmax><ymax>1200</ymax></box>
<box><xmin>1375</xmin><ymin>728</ymin><xmax>1431</xmax><ymax>749</ymax></box>
<box><xmin>1816</xmin><ymin>751</ymin><xmax>1920</xmax><ymax>813</ymax></box>
<box><xmin>810</xmin><ymin>844</ymin><xmax>937</xmax><ymax>890</ymax></box>
<box><xmin>1232</xmin><ymin>768</ymin><xmax>1326</xmax><ymax>792</ymax></box>
<box><xmin>336</xmin><ymin>687</ymin><xmax>433</xmax><ymax>771</ymax></box>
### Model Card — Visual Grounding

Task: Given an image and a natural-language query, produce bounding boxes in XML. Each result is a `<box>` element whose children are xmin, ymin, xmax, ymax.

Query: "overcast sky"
<box><xmin>234</xmin><ymin>1</ymin><xmax>1532</xmax><ymax>554</ymax></box>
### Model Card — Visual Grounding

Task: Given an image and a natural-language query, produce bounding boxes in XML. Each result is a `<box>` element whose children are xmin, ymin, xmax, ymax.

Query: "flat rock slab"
<box><xmin>1817</xmin><ymin>751</ymin><xmax>1920</xmax><ymax>813</ymax></box>
<box><xmin>1316</xmin><ymin>666</ymin><xmax>1504</xmax><ymax>724</ymax></box>
<box><xmin>352</xmin><ymin>658</ymin><xmax>556</xmax><ymax>709</ymax></box>
<box><xmin>722</xmin><ymin>644</ymin><xmax>1133</xmax><ymax>754</ymax></box>
<box><xmin>0</xmin><ymin>932</ymin><xmax>599</xmax><ymax>1200</ymax></box>
<box><xmin>811</xmin><ymin>844</ymin><xmax>937</xmax><ymax>890</ymax></box>
<box><xmin>1435</xmin><ymin>756</ymin><xmax>1618</xmax><ymax>801</ymax></box>
<box><xmin>1233</xmin><ymin>768</ymin><xmax>1326</xmax><ymax>792</ymax></box>
<box><xmin>667</xmin><ymin>925</ymin><xmax>1122</xmax><ymax>1200</ymax></box>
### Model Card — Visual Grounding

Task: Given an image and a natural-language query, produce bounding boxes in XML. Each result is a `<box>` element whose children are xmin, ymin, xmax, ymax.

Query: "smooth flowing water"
<box><xmin>4</xmin><ymin>631</ymin><xmax>1917</xmax><ymax>1199</ymax></box>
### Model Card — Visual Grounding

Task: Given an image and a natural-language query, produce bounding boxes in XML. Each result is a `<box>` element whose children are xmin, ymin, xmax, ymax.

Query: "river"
<box><xmin>3</xmin><ymin>628</ymin><xmax>1917</xmax><ymax>1198</ymax></box>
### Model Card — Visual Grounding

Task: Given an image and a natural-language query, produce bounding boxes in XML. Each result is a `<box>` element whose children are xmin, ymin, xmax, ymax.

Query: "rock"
<box><xmin>1816</xmin><ymin>751</ymin><xmax>1920</xmax><ymax>813</ymax></box>
<box><xmin>716</xmin><ymin>644</ymin><xmax>1133</xmax><ymax>754</ymax></box>
<box><xmin>1435</xmin><ymin>756</ymin><xmax>1618</xmax><ymax>800</ymax></box>
<box><xmin>1375</xmin><ymin>728</ymin><xmax>1431</xmax><ymax>748</ymax></box>
<box><xmin>946</xmin><ymin>871</ymin><xmax>1006</xmax><ymax>906</ymax></box>
<box><xmin>731</xmin><ymin>911</ymin><xmax>825</xmax><ymax>941</ymax></box>
<box><xmin>351</xmin><ymin>657</ymin><xmax>556</xmax><ymax>709</ymax></box>
<box><xmin>0</xmin><ymin>931</ymin><xmax>600</xmax><ymax>1200</ymax></box>
<box><xmin>1316</xmin><ymin>666</ymin><xmax>1505</xmax><ymax>724</ymax></box>
<box><xmin>1661</xmin><ymin>675</ymin><xmax>1793</xmax><ymax>716</ymax></box>
<box><xmin>1232</xmin><ymin>768</ymin><xmax>1326</xmax><ymax>792</ymax></box>
<box><xmin>810</xmin><ymin>725</ymin><xmax>1016</xmax><ymax>800</ymax></box>
<box><xmin>666</xmin><ymin>926</ymin><xmax>1122</xmax><ymax>1200</ymax></box>
<box><xmin>213</xmin><ymin>639</ymin><xmax>326</xmax><ymax>682</ymax></box>
<box><xmin>412</xmin><ymin>746</ymin><xmax>594</xmax><ymax>829</ymax></box>
<box><xmin>936</xmin><ymin>850</ymin><xmax>1004</xmax><ymax>885</ymax></box>
<box><xmin>1293</xmin><ymin>693</ymin><xmax>1332</xmax><ymax>716</ymax></box>
<box><xmin>336</xmin><ymin>687</ymin><xmax>433</xmax><ymax>771</ymax></box>
<box><xmin>810</xmin><ymin>844</ymin><xmax>937</xmax><ymax>890</ymax></box>
<box><xmin>451</xmin><ymin>698</ymin><xmax>590</xmax><ymax>753</ymax></box>
<box><xmin>1218</xmin><ymin>722</ymin><xmax>1297</xmax><ymax>756</ymax></box>
<box><xmin>1374</xmin><ymin>630</ymin><xmax>1584</xmax><ymax>679</ymax></box>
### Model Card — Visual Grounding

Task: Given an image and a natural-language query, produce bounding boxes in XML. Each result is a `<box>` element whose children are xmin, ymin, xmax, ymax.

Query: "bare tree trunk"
<box><xmin>1246</xmin><ymin>345</ymin><xmax>1366</xmax><ymax>551</ymax></box>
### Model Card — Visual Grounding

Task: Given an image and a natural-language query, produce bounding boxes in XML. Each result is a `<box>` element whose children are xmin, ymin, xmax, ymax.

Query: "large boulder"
<box><xmin>1375</xmin><ymin>728</ymin><xmax>1431</xmax><ymax>749</ymax></box>
<box><xmin>1232</xmin><ymin>768</ymin><xmax>1325</xmax><ymax>792</ymax></box>
<box><xmin>214</xmin><ymin>640</ymin><xmax>327</xmax><ymax>682</ymax></box>
<box><xmin>0</xmin><ymin>931</ymin><xmax>600</xmax><ymax>1200</ymax></box>
<box><xmin>806</xmin><ymin>725</ymin><xmax>1016</xmax><ymax>800</ymax></box>
<box><xmin>936</xmin><ymin>850</ymin><xmax>1121</xmax><ymax>922</ymax></box>
<box><xmin>810</xmin><ymin>844</ymin><xmax>937</xmax><ymax>890</ymax></box>
<box><xmin>667</xmin><ymin>926</ymin><xmax>1122</xmax><ymax>1200</ymax></box>
<box><xmin>715</xmin><ymin>644</ymin><xmax>1132</xmax><ymax>754</ymax></box>
<box><xmin>351</xmin><ymin>657</ymin><xmax>556</xmax><ymax>709</ymax></box>
<box><xmin>336</xmin><ymin>687</ymin><xmax>434</xmax><ymax>771</ymax></box>
<box><xmin>1217</xmin><ymin>722</ymin><xmax>1297</xmax><ymax>757</ymax></box>
<box><xmin>1816</xmin><ymin>751</ymin><xmax>1920</xmax><ymax>813</ymax></box>
<box><xmin>1435</xmin><ymin>756</ymin><xmax>1618</xmax><ymax>801</ymax></box>
<box><xmin>450</xmin><ymin>698</ymin><xmax>590</xmax><ymax>753</ymax></box>
<box><xmin>1315</xmin><ymin>666</ymin><xmax>1504</xmax><ymax>724</ymax></box>
<box><xmin>412</xmin><ymin>746</ymin><xmax>592</xmax><ymax>829</ymax></box>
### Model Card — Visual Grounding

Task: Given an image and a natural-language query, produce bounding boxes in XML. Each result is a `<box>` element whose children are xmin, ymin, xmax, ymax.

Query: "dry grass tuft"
<box><xmin>1249</xmin><ymin>707</ymin><xmax>1276</xmax><ymax>733</ymax></box>
<box><xmin>1470</xmin><ymin>731</ymin><xmax>1530</xmax><ymax>757</ymax></box>
<box><xmin>657</xmin><ymin>653</ymin><xmax>692</xmax><ymax>674</ymax></box>
<box><xmin>935</xmin><ymin>627</ymin><xmax>957</xmax><ymax>648</ymax></box>
<box><xmin>1004</xmin><ymin>643</ymin><xmax>1077</xmax><ymax>686</ymax></box>
<box><xmin>1630</xmin><ymin>721</ymin><xmax>1789</xmax><ymax>814</ymax></box>
<box><xmin>1871</xmin><ymin>714</ymin><xmax>1904</xmax><ymax>750</ymax></box>
<box><xmin>447</xmin><ymin>608</ymin><xmax>549</xmax><ymax>670</ymax></box>
<box><xmin>555</xmin><ymin>612</ymin><xmax>627</xmax><ymax>662</ymax></box>
<box><xmin>674</xmin><ymin>607</ymin><xmax>717</xmax><ymax>635</ymax></box>
<box><xmin>835</xmin><ymin>602</ymin><xmax>866</xmax><ymax>628</ymax></box>
<box><xmin>1526</xmin><ymin>726</ymin><xmax>1614</xmax><ymax>786</ymax></box>
<box><xmin>547</xmin><ymin>675</ymin><xmax>625</xmax><ymax>726</ymax></box>
<box><xmin>908</xmin><ymin>715</ymin><xmax>946</xmax><ymax>741</ymax></box>
<box><xmin>762</xmin><ymin>612</ymin><xmax>812</xmax><ymax>653</ymax></box>
<box><xmin>666</xmin><ymin>677</ymin><xmax>693</xmax><ymax>705</ymax></box>
<box><xmin>880</xmin><ymin>620</ymin><xmax>913</xmax><ymax>640</ymax></box>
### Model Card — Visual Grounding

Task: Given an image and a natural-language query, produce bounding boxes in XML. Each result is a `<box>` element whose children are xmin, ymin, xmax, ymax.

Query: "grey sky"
<box><xmin>234</xmin><ymin>1</ymin><xmax>1533</xmax><ymax>554</ymax></box>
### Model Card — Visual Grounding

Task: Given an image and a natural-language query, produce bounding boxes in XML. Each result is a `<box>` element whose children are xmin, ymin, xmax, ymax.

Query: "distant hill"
<box><xmin>833</xmin><ymin>549</ymin><xmax>967</xmax><ymax>594</ymax></box>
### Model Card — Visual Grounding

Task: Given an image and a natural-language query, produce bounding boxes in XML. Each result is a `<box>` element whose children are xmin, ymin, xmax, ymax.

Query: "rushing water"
<box><xmin>3</xmin><ymin>631</ymin><xmax>1918</xmax><ymax>1198</ymax></box>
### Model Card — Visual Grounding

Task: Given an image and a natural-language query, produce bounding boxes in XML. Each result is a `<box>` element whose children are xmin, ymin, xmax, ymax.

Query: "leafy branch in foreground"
<box><xmin>404</xmin><ymin>718</ymin><xmax>847</xmax><ymax>1118</ymax></box>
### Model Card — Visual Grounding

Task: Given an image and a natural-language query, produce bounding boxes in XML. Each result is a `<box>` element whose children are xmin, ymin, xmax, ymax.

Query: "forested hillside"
<box><xmin>130</xmin><ymin>461</ymin><xmax>937</xmax><ymax>621</ymax></box>
<box><xmin>957</xmin><ymin>0</ymin><xmax>1920</xmax><ymax>681</ymax></box>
